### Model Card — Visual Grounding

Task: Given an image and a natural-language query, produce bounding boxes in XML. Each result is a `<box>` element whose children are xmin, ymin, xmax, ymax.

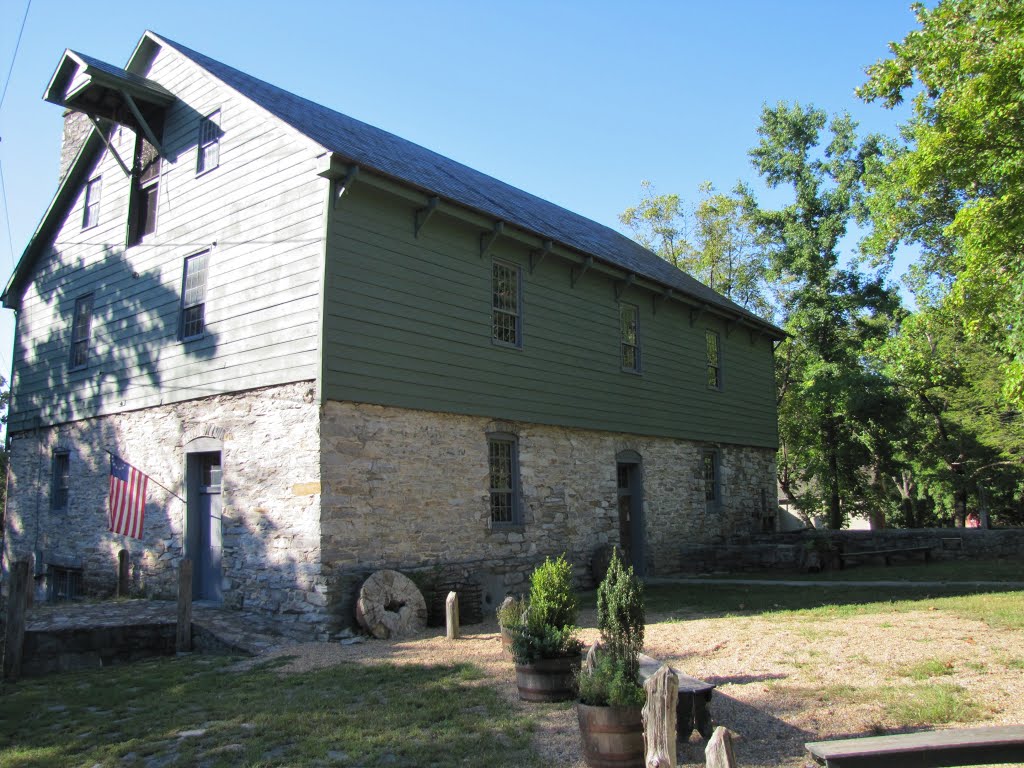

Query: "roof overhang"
<box><xmin>43</xmin><ymin>49</ymin><xmax>174</xmax><ymax>150</ymax></box>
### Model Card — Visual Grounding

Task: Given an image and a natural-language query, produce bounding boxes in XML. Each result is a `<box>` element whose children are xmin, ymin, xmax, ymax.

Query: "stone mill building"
<box><xmin>1</xmin><ymin>31</ymin><xmax>784</xmax><ymax>638</ymax></box>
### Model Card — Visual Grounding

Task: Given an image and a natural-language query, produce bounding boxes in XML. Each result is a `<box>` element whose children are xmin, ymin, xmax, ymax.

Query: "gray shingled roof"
<box><xmin>160</xmin><ymin>34</ymin><xmax>779</xmax><ymax>334</ymax></box>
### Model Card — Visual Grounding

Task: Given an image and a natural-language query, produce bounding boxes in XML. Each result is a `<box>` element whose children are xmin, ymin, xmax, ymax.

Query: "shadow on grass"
<box><xmin>0</xmin><ymin>655</ymin><xmax>542</xmax><ymax>768</ymax></box>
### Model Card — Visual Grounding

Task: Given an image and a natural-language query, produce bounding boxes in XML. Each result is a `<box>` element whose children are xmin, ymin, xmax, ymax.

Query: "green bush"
<box><xmin>527</xmin><ymin>554</ymin><xmax>578</xmax><ymax>630</ymax></box>
<box><xmin>596</xmin><ymin>548</ymin><xmax>645</xmax><ymax>684</ymax></box>
<box><xmin>577</xmin><ymin>653</ymin><xmax>645</xmax><ymax>709</ymax></box>
<box><xmin>495</xmin><ymin>595</ymin><xmax>527</xmax><ymax>629</ymax></box>
<box><xmin>507</xmin><ymin>555</ymin><xmax>582</xmax><ymax>664</ymax></box>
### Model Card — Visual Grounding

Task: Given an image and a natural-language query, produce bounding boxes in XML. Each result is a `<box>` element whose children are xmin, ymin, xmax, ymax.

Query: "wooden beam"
<box><xmin>414</xmin><ymin>196</ymin><xmax>439</xmax><ymax>238</ymax></box>
<box><xmin>88</xmin><ymin>115</ymin><xmax>131</xmax><ymax>177</ymax></box>
<box><xmin>614</xmin><ymin>272</ymin><xmax>636</xmax><ymax>301</ymax></box>
<box><xmin>121</xmin><ymin>92</ymin><xmax>165</xmax><ymax>157</ymax></box>
<box><xmin>529</xmin><ymin>239</ymin><xmax>553</xmax><ymax>273</ymax></box>
<box><xmin>334</xmin><ymin>165</ymin><xmax>360</xmax><ymax>206</ymax></box>
<box><xmin>571</xmin><ymin>255</ymin><xmax>594</xmax><ymax>288</ymax></box>
<box><xmin>480</xmin><ymin>221</ymin><xmax>505</xmax><ymax>257</ymax></box>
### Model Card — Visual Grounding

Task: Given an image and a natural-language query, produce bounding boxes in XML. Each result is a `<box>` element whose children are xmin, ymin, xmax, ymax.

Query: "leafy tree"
<box><xmin>743</xmin><ymin>102</ymin><xmax>901</xmax><ymax>529</ymax></box>
<box><xmin>858</xmin><ymin>0</ymin><xmax>1024</xmax><ymax>408</ymax></box>
<box><xmin>620</xmin><ymin>181</ymin><xmax>771</xmax><ymax>316</ymax></box>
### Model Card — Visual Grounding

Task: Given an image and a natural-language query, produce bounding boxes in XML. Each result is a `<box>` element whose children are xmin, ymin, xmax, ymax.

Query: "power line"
<box><xmin>0</xmin><ymin>0</ymin><xmax>32</xmax><ymax>112</ymax></box>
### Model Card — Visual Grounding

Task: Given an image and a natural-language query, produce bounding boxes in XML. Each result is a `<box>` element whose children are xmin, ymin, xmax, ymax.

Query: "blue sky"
<box><xmin>0</xmin><ymin>1</ymin><xmax>921</xmax><ymax>391</ymax></box>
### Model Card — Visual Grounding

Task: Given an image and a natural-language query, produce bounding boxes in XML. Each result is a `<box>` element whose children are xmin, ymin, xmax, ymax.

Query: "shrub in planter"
<box><xmin>495</xmin><ymin>595</ymin><xmax>526</xmax><ymax>654</ymax></box>
<box><xmin>507</xmin><ymin>555</ymin><xmax>582</xmax><ymax>702</ymax></box>
<box><xmin>577</xmin><ymin>548</ymin><xmax>646</xmax><ymax>767</ymax></box>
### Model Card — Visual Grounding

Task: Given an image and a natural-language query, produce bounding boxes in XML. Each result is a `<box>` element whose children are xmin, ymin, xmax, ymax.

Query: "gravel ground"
<box><xmin>244</xmin><ymin>606</ymin><xmax>1024</xmax><ymax>767</ymax></box>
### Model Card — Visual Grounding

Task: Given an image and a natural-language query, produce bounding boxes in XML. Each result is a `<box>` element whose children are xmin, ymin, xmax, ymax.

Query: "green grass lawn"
<box><xmin>0</xmin><ymin>657</ymin><xmax>542</xmax><ymax>768</ymax></box>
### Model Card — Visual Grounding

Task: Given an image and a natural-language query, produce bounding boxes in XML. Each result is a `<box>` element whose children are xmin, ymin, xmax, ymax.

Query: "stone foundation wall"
<box><xmin>320</xmin><ymin>401</ymin><xmax>777</xmax><ymax>623</ymax></box>
<box><xmin>678</xmin><ymin>528</ymin><xmax>1024</xmax><ymax>573</ymax></box>
<box><xmin>2</xmin><ymin>382</ymin><xmax>326</xmax><ymax>640</ymax></box>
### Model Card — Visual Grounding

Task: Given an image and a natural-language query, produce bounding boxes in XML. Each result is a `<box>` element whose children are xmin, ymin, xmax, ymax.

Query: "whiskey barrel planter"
<box><xmin>515</xmin><ymin>655</ymin><xmax>580</xmax><ymax>702</ymax></box>
<box><xmin>576</xmin><ymin>702</ymin><xmax>644</xmax><ymax>767</ymax></box>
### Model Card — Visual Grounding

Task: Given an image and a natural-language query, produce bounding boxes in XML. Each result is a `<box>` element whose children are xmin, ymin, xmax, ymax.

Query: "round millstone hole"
<box><xmin>355</xmin><ymin>569</ymin><xmax>428</xmax><ymax>639</ymax></box>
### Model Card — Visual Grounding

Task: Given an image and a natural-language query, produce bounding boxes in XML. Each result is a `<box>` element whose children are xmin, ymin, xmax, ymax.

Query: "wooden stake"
<box><xmin>445</xmin><ymin>591</ymin><xmax>460</xmax><ymax>640</ymax></box>
<box><xmin>2</xmin><ymin>560</ymin><xmax>30</xmax><ymax>682</ymax></box>
<box><xmin>643</xmin><ymin>663</ymin><xmax>679</xmax><ymax>768</ymax></box>
<box><xmin>704</xmin><ymin>726</ymin><xmax>737</xmax><ymax>768</ymax></box>
<box><xmin>176</xmin><ymin>558</ymin><xmax>193</xmax><ymax>653</ymax></box>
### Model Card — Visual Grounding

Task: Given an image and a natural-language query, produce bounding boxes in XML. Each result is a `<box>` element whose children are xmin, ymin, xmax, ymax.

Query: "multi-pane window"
<box><xmin>196</xmin><ymin>110</ymin><xmax>221</xmax><ymax>174</ymax></box>
<box><xmin>703</xmin><ymin>451</ymin><xmax>719</xmax><ymax>503</ymax></box>
<box><xmin>705</xmin><ymin>330</ymin><xmax>722</xmax><ymax>390</ymax></box>
<box><xmin>491</xmin><ymin>260</ymin><xmax>521</xmax><ymax>347</ymax></box>
<box><xmin>128</xmin><ymin>137</ymin><xmax>160</xmax><ymax>244</ymax></box>
<box><xmin>488</xmin><ymin>434</ymin><xmax>520</xmax><ymax>525</ymax></box>
<box><xmin>70</xmin><ymin>294</ymin><xmax>93</xmax><ymax>369</ymax></box>
<box><xmin>620</xmin><ymin>303</ymin><xmax>640</xmax><ymax>372</ymax></box>
<box><xmin>82</xmin><ymin>177</ymin><xmax>101</xmax><ymax>229</ymax></box>
<box><xmin>180</xmin><ymin>251</ymin><xmax>210</xmax><ymax>340</ymax></box>
<box><xmin>51</xmin><ymin>451</ymin><xmax>70</xmax><ymax>511</ymax></box>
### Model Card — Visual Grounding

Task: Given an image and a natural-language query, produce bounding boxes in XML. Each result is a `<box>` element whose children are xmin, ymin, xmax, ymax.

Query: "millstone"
<box><xmin>355</xmin><ymin>570</ymin><xmax>428</xmax><ymax>639</ymax></box>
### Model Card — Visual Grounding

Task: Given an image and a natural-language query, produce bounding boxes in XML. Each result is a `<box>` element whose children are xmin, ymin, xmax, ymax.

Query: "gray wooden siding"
<box><xmin>7</xmin><ymin>44</ymin><xmax>327</xmax><ymax>433</ymax></box>
<box><xmin>322</xmin><ymin>183</ymin><xmax>778</xmax><ymax>448</ymax></box>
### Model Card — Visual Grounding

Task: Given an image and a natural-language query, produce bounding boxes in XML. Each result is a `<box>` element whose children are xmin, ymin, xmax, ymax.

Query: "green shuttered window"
<box><xmin>128</xmin><ymin>137</ymin><xmax>160</xmax><ymax>245</ymax></box>
<box><xmin>491</xmin><ymin>260</ymin><xmax>521</xmax><ymax>347</ymax></box>
<box><xmin>620</xmin><ymin>303</ymin><xmax>640</xmax><ymax>372</ymax></box>
<box><xmin>488</xmin><ymin>434</ymin><xmax>520</xmax><ymax>525</ymax></box>
<box><xmin>706</xmin><ymin>330</ymin><xmax>722</xmax><ymax>390</ymax></box>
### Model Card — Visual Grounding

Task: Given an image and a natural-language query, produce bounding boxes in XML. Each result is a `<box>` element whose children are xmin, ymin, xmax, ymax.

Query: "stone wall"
<box><xmin>678</xmin><ymin>528</ymin><xmax>1024</xmax><ymax>573</ymax></box>
<box><xmin>2</xmin><ymin>382</ymin><xmax>326</xmax><ymax>640</ymax></box>
<box><xmin>319</xmin><ymin>401</ymin><xmax>777</xmax><ymax>624</ymax></box>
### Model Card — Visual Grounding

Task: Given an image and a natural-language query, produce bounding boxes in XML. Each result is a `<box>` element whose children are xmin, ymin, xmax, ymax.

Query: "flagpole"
<box><xmin>104</xmin><ymin>449</ymin><xmax>186</xmax><ymax>502</ymax></box>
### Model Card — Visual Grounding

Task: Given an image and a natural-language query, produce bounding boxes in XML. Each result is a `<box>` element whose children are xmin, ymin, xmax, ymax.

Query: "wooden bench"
<box><xmin>806</xmin><ymin>725</ymin><xmax>1024</xmax><ymax>767</ymax></box>
<box><xmin>638</xmin><ymin>653</ymin><xmax>715</xmax><ymax>740</ymax></box>
<box><xmin>838</xmin><ymin>545</ymin><xmax>933</xmax><ymax>569</ymax></box>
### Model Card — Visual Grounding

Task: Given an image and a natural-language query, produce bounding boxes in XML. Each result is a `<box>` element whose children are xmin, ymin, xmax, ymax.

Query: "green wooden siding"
<box><xmin>322</xmin><ymin>184</ymin><xmax>778</xmax><ymax>448</ymax></box>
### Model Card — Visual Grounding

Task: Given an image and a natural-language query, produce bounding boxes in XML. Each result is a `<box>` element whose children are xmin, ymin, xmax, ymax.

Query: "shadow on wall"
<box><xmin>19</xmin><ymin>244</ymin><xmax>218</xmax><ymax>428</ymax></box>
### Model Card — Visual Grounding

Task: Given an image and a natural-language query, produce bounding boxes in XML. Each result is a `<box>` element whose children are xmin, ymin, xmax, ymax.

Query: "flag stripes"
<box><xmin>109</xmin><ymin>455</ymin><xmax>148</xmax><ymax>539</ymax></box>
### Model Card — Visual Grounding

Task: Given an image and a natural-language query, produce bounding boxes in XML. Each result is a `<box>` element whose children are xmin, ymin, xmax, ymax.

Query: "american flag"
<box><xmin>109</xmin><ymin>455</ymin><xmax>148</xmax><ymax>539</ymax></box>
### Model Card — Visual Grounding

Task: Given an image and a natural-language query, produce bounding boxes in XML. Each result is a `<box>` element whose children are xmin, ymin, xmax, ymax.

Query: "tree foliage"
<box><xmin>743</xmin><ymin>102</ymin><xmax>901</xmax><ymax>529</ymax></box>
<box><xmin>858</xmin><ymin>0</ymin><xmax>1024</xmax><ymax>408</ymax></box>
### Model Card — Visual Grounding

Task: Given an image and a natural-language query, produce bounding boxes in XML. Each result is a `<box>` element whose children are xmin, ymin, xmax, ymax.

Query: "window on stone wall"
<box><xmin>488</xmin><ymin>433</ymin><xmax>521</xmax><ymax>525</ymax></box>
<box><xmin>51</xmin><ymin>450</ymin><xmax>70</xmax><ymax>511</ymax></box>
<box><xmin>703</xmin><ymin>450</ymin><xmax>719</xmax><ymax>504</ymax></box>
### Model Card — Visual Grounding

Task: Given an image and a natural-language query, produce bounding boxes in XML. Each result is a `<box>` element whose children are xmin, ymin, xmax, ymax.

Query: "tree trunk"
<box><xmin>825</xmin><ymin>419</ymin><xmax>842</xmax><ymax>530</ymax></box>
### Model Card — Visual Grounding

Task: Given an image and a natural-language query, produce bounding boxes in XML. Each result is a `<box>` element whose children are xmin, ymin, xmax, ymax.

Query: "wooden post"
<box><xmin>117</xmin><ymin>549</ymin><xmax>130</xmax><ymax>597</ymax></box>
<box><xmin>643</xmin><ymin>663</ymin><xmax>678</xmax><ymax>768</ymax></box>
<box><xmin>445</xmin><ymin>590</ymin><xmax>460</xmax><ymax>640</ymax></box>
<box><xmin>3</xmin><ymin>560</ymin><xmax>31</xmax><ymax>682</ymax></box>
<box><xmin>176</xmin><ymin>558</ymin><xmax>193</xmax><ymax>653</ymax></box>
<box><xmin>704</xmin><ymin>726</ymin><xmax>737</xmax><ymax>768</ymax></box>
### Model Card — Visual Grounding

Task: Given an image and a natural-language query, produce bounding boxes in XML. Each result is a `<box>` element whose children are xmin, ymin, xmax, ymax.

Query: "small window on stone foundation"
<box><xmin>488</xmin><ymin>433</ymin><xmax>521</xmax><ymax>525</ymax></box>
<box><xmin>703</xmin><ymin>450</ymin><xmax>720</xmax><ymax>505</ymax></box>
<box><xmin>48</xmin><ymin>566</ymin><xmax>83</xmax><ymax>601</ymax></box>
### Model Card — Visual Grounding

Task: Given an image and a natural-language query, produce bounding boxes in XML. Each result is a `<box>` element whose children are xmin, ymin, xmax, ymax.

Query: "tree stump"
<box><xmin>704</xmin><ymin>726</ymin><xmax>737</xmax><ymax>768</ymax></box>
<box><xmin>643</xmin><ymin>663</ymin><xmax>678</xmax><ymax>768</ymax></box>
<box><xmin>355</xmin><ymin>570</ymin><xmax>428</xmax><ymax>639</ymax></box>
<box><xmin>445</xmin><ymin>591</ymin><xmax>460</xmax><ymax>640</ymax></box>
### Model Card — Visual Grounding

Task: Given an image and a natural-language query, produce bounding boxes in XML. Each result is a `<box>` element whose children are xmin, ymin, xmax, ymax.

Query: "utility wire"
<box><xmin>0</xmin><ymin>0</ymin><xmax>32</xmax><ymax>112</ymax></box>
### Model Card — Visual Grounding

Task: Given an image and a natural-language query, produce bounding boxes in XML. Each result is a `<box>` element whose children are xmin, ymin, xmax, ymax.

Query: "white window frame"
<box><xmin>706</xmin><ymin>329</ymin><xmax>723</xmax><ymax>390</ymax></box>
<box><xmin>196</xmin><ymin>109</ymin><xmax>221</xmax><ymax>175</ymax></box>
<box><xmin>82</xmin><ymin>176</ymin><xmax>101</xmax><ymax>229</ymax></box>
<box><xmin>70</xmin><ymin>294</ymin><xmax>93</xmax><ymax>370</ymax></box>
<box><xmin>180</xmin><ymin>250</ymin><xmax>210</xmax><ymax>341</ymax></box>
<box><xmin>620</xmin><ymin>302</ymin><xmax>641</xmax><ymax>373</ymax></box>
<box><xmin>491</xmin><ymin>259</ymin><xmax>522</xmax><ymax>348</ymax></box>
